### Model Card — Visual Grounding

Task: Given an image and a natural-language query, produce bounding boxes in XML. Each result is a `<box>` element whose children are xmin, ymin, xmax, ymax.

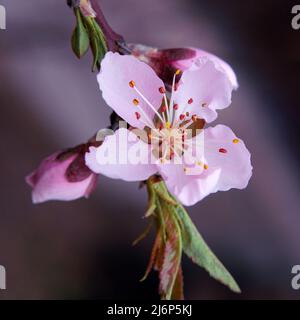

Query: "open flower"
<box><xmin>26</xmin><ymin>143</ymin><xmax>98</xmax><ymax>204</ymax></box>
<box><xmin>129</xmin><ymin>44</ymin><xmax>238</xmax><ymax>90</ymax></box>
<box><xmin>85</xmin><ymin>52</ymin><xmax>252</xmax><ymax>206</ymax></box>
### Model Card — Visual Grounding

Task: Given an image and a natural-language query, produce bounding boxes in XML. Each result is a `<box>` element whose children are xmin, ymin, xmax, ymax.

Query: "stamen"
<box><xmin>129</xmin><ymin>80</ymin><xmax>135</xmax><ymax>88</ymax></box>
<box><xmin>188</xmin><ymin>98</ymin><xmax>193</xmax><ymax>104</ymax></box>
<box><xmin>162</xmin><ymin>93</ymin><xmax>170</xmax><ymax>123</ymax></box>
<box><xmin>186</xmin><ymin>112</ymin><xmax>190</xmax><ymax>117</ymax></box>
<box><xmin>202</xmin><ymin>102</ymin><xmax>207</xmax><ymax>107</ymax></box>
<box><xmin>175</xmin><ymin>69</ymin><xmax>181</xmax><ymax>75</ymax></box>
<box><xmin>204</xmin><ymin>164</ymin><xmax>208</xmax><ymax>170</ymax></box>
<box><xmin>219</xmin><ymin>148</ymin><xmax>227</xmax><ymax>153</ymax></box>
<box><xmin>159</xmin><ymin>87</ymin><xmax>166</xmax><ymax>94</ymax></box>
<box><xmin>173</xmin><ymin>104</ymin><xmax>179</xmax><ymax>110</ymax></box>
<box><xmin>133</xmin><ymin>86</ymin><xmax>165</xmax><ymax>124</ymax></box>
<box><xmin>133</xmin><ymin>98</ymin><xmax>139</xmax><ymax>106</ymax></box>
<box><xmin>179</xmin><ymin>114</ymin><xmax>185</xmax><ymax>121</ymax></box>
<box><xmin>135</xmin><ymin>112</ymin><xmax>141</xmax><ymax>120</ymax></box>
<box><xmin>233</xmin><ymin>138</ymin><xmax>239</xmax><ymax>144</ymax></box>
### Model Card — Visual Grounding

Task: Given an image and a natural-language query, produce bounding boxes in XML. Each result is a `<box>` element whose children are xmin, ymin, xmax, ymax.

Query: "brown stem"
<box><xmin>89</xmin><ymin>0</ymin><xmax>124</xmax><ymax>52</ymax></box>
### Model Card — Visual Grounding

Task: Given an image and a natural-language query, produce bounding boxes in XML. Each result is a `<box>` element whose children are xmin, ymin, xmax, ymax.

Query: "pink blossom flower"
<box><xmin>85</xmin><ymin>52</ymin><xmax>252</xmax><ymax>206</ymax></box>
<box><xmin>26</xmin><ymin>144</ymin><xmax>98</xmax><ymax>204</ymax></box>
<box><xmin>130</xmin><ymin>44</ymin><xmax>238</xmax><ymax>90</ymax></box>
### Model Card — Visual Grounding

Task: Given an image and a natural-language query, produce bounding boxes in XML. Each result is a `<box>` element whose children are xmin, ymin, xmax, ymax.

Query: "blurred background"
<box><xmin>0</xmin><ymin>0</ymin><xmax>299</xmax><ymax>299</ymax></box>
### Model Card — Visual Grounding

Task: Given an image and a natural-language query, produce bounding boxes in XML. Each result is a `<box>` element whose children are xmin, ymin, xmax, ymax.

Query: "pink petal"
<box><xmin>157</xmin><ymin>160</ymin><xmax>221</xmax><ymax>206</ymax></box>
<box><xmin>157</xmin><ymin>125</ymin><xmax>252</xmax><ymax>206</ymax></box>
<box><xmin>129</xmin><ymin>45</ymin><xmax>238</xmax><ymax>89</ymax></box>
<box><xmin>174</xmin><ymin>58</ymin><xmax>233</xmax><ymax>123</ymax></box>
<box><xmin>97</xmin><ymin>52</ymin><xmax>165</xmax><ymax>129</ymax></box>
<box><xmin>85</xmin><ymin>128</ymin><xmax>157</xmax><ymax>181</ymax></box>
<box><xmin>26</xmin><ymin>152</ymin><xmax>98</xmax><ymax>204</ymax></box>
<box><xmin>175</xmin><ymin>48</ymin><xmax>238</xmax><ymax>90</ymax></box>
<box><xmin>204</xmin><ymin>124</ymin><xmax>253</xmax><ymax>191</ymax></box>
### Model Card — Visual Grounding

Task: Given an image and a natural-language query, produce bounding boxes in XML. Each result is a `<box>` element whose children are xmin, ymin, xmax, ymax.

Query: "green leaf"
<box><xmin>158</xmin><ymin>203</ymin><xmax>182</xmax><ymax>300</ymax></box>
<box><xmin>152</xmin><ymin>180</ymin><xmax>178</xmax><ymax>206</ymax></box>
<box><xmin>145</xmin><ymin>181</ymin><xmax>156</xmax><ymax>217</ymax></box>
<box><xmin>175</xmin><ymin>204</ymin><xmax>241</xmax><ymax>293</ymax></box>
<box><xmin>71</xmin><ymin>8</ymin><xmax>90</xmax><ymax>58</ymax></box>
<box><xmin>83</xmin><ymin>16</ymin><xmax>107</xmax><ymax>71</ymax></box>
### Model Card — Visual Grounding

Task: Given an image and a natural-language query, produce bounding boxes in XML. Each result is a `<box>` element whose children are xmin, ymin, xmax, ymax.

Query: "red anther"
<box><xmin>173</xmin><ymin>104</ymin><xmax>179</xmax><ymax>110</ymax></box>
<box><xmin>179</xmin><ymin>114</ymin><xmax>185</xmax><ymax>121</ymax></box>
<box><xmin>161</xmin><ymin>105</ymin><xmax>167</xmax><ymax>113</ymax></box>
<box><xmin>188</xmin><ymin>98</ymin><xmax>193</xmax><ymax>104</ymax></box>
<box><xmin>135</xmin><ymin>112</ymin><xmax>141</xmax><ymax>120</ymax></box>
<box><xmin>186</xmin><ymin>112</ymin><xmax>190</xmax><ymax>117</ymax></box>
<box><xmin>219</xmin><ymin>148</ymin><xmax>227</xmax><ymax>154</ymax></box>
<box><xmin>159</xmin><ymin>87</ymin><xmax>166</xmax><ymax>94</ymax></box>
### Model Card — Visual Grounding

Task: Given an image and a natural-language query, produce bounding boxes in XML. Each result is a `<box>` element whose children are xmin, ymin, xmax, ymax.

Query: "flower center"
<box><xmin>129</xmin><ymin>70</ymin><xmax>201</xmax><ymax>163</ymax></box>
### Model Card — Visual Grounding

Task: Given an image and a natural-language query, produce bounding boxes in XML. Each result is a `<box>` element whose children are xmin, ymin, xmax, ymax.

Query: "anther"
<box><xmin>165</xmin><ymin>122</ymin><xmax>171</xmax><ymax>129</ymax></box>
<box><xmin>219</xmin><ymin>148</ymin><xmax>227</xmax><ymax>153</ymax></box>
<box><xmin>135</xmin><ymin>112</ymin><xmax>141</xmax><ymax>120</ymax></box>
<box><xmin>159</xmin><ymin>87</ymin><xmax>166</xmax><ymax>94</ymax></box>
<box><xmin>133</xmin><ymin>98</ymin><xmax>139</xmax><ymax>106</ymax></box>
<box><xmin>175</xmin><ymin>69</ymin><xmax>181</xmax><ymax>75</ymax></box>
<box><xmin>129</xmin><ymin>80</ymin><xmax>135</xmax><ymax>88</ymax></box>
<box><xmin>188</xmin><ymin>98</ymin><xmax>193</xmax><ymax>104</ymax></box>
<box><xmin>179</xmin><ymin>114</ymin><xmax>185</xmax><ymax>121</ymax></box>
<box><xmin>204</xmin><ymin>164</ymin><xmax>208</xmax><ymax>170</ymax></box>
<box><xmin>173</xmin><ymin>104</ymin><xmax>179</xmax><ymax>110</ymax></box>
<box><xmin>202</xmin><ymin>102</ymin><xmax>207</xmax><ymax>107</ymax></box>
<box><xmin>233</xmin><ymin>138</ymin><xmax>239</xmax><ymax>144</ymax></box>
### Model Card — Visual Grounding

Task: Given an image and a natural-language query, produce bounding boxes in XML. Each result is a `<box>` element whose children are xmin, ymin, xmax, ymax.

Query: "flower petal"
<box><xmin>176</xmin><ymin>48</ymin><xmax>238</xmax><ymax>90</ymax></box>
<box><xmin>129</xmin><ymin>45</ymin><xmax>238</xmax><ymax>89</ymax></box>
<box><xmin>97</xmin><ymin>52</ymin><xmax>165</xmax><ymax>129</ymax></box>
<box><xmin>157</xmin><ymin>160</ymin><xmax>221</xmax><ymax>206</ymax></box>
<box><xmin>204</xmin><ymin>124</ymin><xmax>253</xmax><ymax>191</ymax></box>
<box><xmin>174</xmin><ymin>58</ymin><xmax>233</xmax><ymax>123</ymax></box>
<box><xmin>26</xmin><ymin>152</ymin><xmax>98</xmax><ymax>204</ymax></box>
<box><xmin>157</xmin><ymin>125</ymin><xmax>252</xmax><ymax>206</ymax></box>
<box><xmin>85</xmin><ymin>128</ymin><xmax>157</xmax><ymax>181</ymax></box>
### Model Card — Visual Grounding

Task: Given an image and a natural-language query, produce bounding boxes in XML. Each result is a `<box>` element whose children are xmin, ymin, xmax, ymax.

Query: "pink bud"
<box><xmin>129</xmin><ymin>44</ymin><xmax>238</xmax><ymax>90</ymax></box>
<box><xmin>26</xmin><ymin>144</ymin><xmax>98</xmax><ymax>204</ymax></box>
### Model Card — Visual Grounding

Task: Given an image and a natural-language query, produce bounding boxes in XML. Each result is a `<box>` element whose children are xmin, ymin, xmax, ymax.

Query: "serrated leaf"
<box><xmin>175</xmin><ymin>204</ymin><xmax>241</xmax><ymax>293</ymax></box>
<box><xmin>140</xmin><ymin>229</ymin><xmax>162</xmax><ymax>282</ymax></box>
<box><xmin>71</xmin><ymin>8</ymin><xmax>89</xmax><ymax>58</ymax></box>
<box><xmin>159</xmin><ymin>202</ymin><xmax>182</xmax><ymax>300</ymax></box>
<box><xmin>171</xmin><ymin>265</ymin><xmax>184</xmax><ymax>300</ymax></box>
